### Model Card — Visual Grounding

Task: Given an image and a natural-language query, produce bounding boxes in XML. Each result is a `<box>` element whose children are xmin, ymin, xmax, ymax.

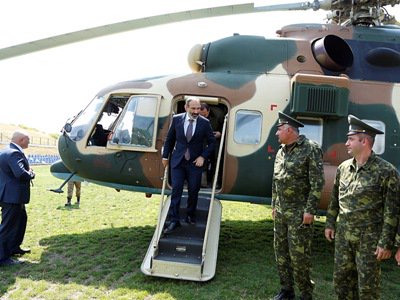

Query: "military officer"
<box><xmin>272</xmin><ymin>111</ymin><xmax>325</xmax><ymax>300</ymax></box>
<box><xmin>325</xmin><ymin>115</ymin><xmax>399</xmax><ymax>299</ymax></box>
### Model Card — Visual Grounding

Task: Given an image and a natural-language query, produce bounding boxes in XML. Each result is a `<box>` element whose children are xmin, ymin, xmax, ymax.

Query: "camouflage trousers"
<box><xmin>67</xmin><ymin>181</ymin><xmax>81</xmax><ymax>198</ymax></box>
<box><xmin>274</xmin><ymin>211</ymin><xmax>314</xmax><ymax>295</ymax></box>
<box><xmin>333</xmin><ymin>223</ymin><xmax>382</xmax><ymax>300</ymax></box>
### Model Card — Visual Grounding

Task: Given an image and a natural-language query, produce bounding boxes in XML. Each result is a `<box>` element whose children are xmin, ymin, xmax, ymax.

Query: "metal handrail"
<box><xmin>152</xmin><ymin>164</ymin><xmax>169</xmax><ymax>254</ymax></box>
<box><xmin>201</xmin><ymin>114</ymin><xmax>228</xmax><ymax>272</ymax></box>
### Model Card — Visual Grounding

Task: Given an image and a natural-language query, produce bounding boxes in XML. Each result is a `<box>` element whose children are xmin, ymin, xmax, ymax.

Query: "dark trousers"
<box><xmin>169</xmin><ymin>159</ymin><xmax>203</xmax><ymax>222</ymax></box>
<box><xmin>0</xmin><ymin>203</ymin><xmax>27</xmax><ymax>260</ymax></box>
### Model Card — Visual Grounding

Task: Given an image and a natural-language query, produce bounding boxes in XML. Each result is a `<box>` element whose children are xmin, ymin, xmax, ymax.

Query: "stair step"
<box><xmin>162</xmin><ymin>222</ymin><xmax>206</xmax><ymax>239</ymax></box>
<box><xmin>154</xmin><ymin>252</ymin><xmax>202</xmax><ymax>264</ymax></box>
<box><xmin>180</xmin><ymin>195</ymin><xmax>211</xmax><ymax>211</ymax></box>
<box><xmin>151</xmin><ymin>258</ymin><xmax>202</xmax><ymax>280</ymax></box>
<box><xmin>158</xmin><ymin>236</ymin><xmax>203</xmax><ymax>257</ymax></box>
<box><xmin>177</xmin><ymin>209</ymin><xmax>209</xmax><ymax>223</ymax></box>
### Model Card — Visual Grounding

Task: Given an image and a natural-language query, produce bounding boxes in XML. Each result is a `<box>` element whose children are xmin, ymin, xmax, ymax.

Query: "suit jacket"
<box><xmin>163</xmin><ymin>113</ymin><xmax>216</xmax><ymax>169</ymax></box>
<box><xmin>0</xmin><ymin>143</ymin><xmax>33</xmax><ymax>204</ymax></box>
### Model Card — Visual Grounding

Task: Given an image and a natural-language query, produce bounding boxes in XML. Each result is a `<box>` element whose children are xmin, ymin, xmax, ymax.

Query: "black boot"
<box><xmin>76</xmin><ymin>196</ymin><xmax>80</xmax><ymax>205</ymax></box>
<box><xmin>65</xmin><ymin>197</ymin><xmax>72</xmax><ymax>206</ymax></box>
<box><xmin>273</xmin><ymin>288</ymin><xmax>295</xmax><ymax>300</ymax></box>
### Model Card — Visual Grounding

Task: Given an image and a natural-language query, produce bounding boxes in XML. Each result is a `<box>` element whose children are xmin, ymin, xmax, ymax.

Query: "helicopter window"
<box><xmin>234</xmin><ymin>110</ymin><xmax>262</xmax><ymax>144</ymax></box>
<box><xmin>68</xmin><ymin>96</ymin><xmax>104</xmax><ymax>141</ymax></box>
<box><xmin>362</xmin><ymin>119</ymin><xmax>385</xmax><ymax>155</ymax></box>
<box><xmin>298</xmin><ymin>118</ymin><xmax>323</xmax><ymax>146</ymax></box>
<box><xmin>111</xmin><ymin>95</ymin><xmax>158</xmax><ymax>148</ymax></box>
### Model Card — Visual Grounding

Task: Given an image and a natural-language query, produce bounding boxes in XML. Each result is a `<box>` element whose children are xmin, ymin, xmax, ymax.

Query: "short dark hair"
<box><xmin>200</xmin><ymin>103</ymin><xmax>209</xmax><ymax>111</ymax></box>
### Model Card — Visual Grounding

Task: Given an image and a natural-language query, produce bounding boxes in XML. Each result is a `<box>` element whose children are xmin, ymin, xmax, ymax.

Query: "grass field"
<box><xmin>0</xmin><ymin>166</ymin><xmax>399</xmax><ymax>299</ymax></box>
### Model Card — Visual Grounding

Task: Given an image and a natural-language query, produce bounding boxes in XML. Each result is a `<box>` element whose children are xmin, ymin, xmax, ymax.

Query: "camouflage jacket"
<box><xmin>272</xmin><ymin>135</ymin><xmax>324</xmax><ymax>215</ymax></box>
<box><xmin>396</xmin><ymin>223</ymin><xmax>400</xmax><ymax>248</ymax></box>
<box><xmin>325</xmin><ymin>152</ymin><xmax>400</xmax><ymax>249</ymax></box>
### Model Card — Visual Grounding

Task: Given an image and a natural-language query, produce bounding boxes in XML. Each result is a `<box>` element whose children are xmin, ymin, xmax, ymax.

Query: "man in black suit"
<box><xmin>0</xmin><ymin>131</ymin><xmax>35</xmax><ymax>267</ymax></box>
<box><xmin>162</xmin><ymin>97</ymin><xmax>216</xmax><ymax>233</ymax></box>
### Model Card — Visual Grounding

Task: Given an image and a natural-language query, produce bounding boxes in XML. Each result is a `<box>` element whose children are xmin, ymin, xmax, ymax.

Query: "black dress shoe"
<box><xmin>163</xmin><ymin>221</ymin><xmax>181</xmax><ymax>234</ymax></box>
<box><xmin>185</xmin><ymin>215</ymin><xmax>196</xmax><ymax>224</ymax></box>
<box><xmin>12</xmin><ymin>248</ymin><xmax>31</xmax><ymax>256</ymax></box>
<box><xmin>0</xmin><ymin>258</ymin><xmax>24</xmax><ymax>267</ymax></box>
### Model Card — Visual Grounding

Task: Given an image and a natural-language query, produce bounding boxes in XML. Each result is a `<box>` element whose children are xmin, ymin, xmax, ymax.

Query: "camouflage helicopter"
<box><xmin>2</xmin><ymin>0</ymin><xmax>400</xmax><ymax>281</ymax></box>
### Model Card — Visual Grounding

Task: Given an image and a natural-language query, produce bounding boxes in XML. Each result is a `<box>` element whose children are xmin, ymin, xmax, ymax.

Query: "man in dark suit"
<box><xmin>0</xmin><ymin>131</ymin><xmax>35</xmax><ymax>267</ymax></box>
<box><xmin>162</xmin><ymin>97</ymin><xmax>216</xmax><ymax>233</ymax></box>
<box><xmin>199</xmin><ymin>103</ymin><xmax>224</xmax><ymax>187</ymax></box>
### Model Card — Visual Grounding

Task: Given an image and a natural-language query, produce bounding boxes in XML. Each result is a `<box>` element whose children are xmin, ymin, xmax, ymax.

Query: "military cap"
<box><xmin>277</xmin><ymin>111</ymin><xmax>304</xmax><ymax>128</ymax></box>
<box><xmin>347</xmin><ymin>114</ymin><xmax>383</xmax><ymax>137</ymax></box>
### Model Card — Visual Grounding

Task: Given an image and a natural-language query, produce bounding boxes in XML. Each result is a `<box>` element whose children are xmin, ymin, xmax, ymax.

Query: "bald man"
<box><xmin>0</xmin><ymin>131</ymin><xmax>35</xmax><ymax>267</ymax></box>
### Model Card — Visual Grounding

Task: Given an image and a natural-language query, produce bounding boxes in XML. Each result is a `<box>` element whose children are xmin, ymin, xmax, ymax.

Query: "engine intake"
<box><xmin>312</xmin><ymin>35</ymin><xmax>354</xmax><ymax>71</ymax></box>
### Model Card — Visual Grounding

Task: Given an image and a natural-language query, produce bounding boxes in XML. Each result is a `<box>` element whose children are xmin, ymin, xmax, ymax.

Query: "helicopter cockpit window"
<box><xmin>68</xmin><ymin>96</ymin><xmax>104</xmax><ymax>141</ymax></box>
<box><xmin>362</xmin><ymin>119</ymin><xmax>385</xmax><ymax>155</ymax></box>
<box><xmin>234</xmin><ymin>110</ymin><xmax>262</xmax><ymax>144</ymax></box>
<box><xmin>111</xmin><ymin>95</ymin><xmax>158</xmax><ymax>148</ymax></box>
<box><xmin>298</xmin><ymin>118</ymin><xmax>323</xmax><ymax>146</ymax></box>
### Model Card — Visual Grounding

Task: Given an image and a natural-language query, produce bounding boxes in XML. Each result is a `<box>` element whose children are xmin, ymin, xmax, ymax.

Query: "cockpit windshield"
<box><xmin>66</xmin><ymin>93</ymin><xmax>160</xmax><ymax>151</ymax></box>
<box><xmin>68</xmin><ymin>96</ymin><xmax>104</xmax><ymax>141</ymax></box>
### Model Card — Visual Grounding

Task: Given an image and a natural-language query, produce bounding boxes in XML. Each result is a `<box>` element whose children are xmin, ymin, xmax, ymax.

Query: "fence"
<box><xmin>0</xmin><ymin>132</ymin><xmax>58</xmax><ymax>147</ymax></box>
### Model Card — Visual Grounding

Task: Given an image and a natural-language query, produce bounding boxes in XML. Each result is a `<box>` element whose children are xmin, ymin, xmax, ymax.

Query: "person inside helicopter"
<box><xmin>199</xmin><ymin>102</ymin><xmax>224</xmax><ymax>188</ymax></box>
<box><xmin>88</xmin><ymin>102</ymin><xmax>120</xmax><ymax>146</ymax></box>
<box><xmin>90</xmin><ymin>124</ymin><xmax>108</xmax><ymax>146</ymax></box>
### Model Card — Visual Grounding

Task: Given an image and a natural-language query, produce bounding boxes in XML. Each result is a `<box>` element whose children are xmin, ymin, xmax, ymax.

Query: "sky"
<box><xmin>0</xmin><ymin>0</ymin><xmax>399</xmax><ymax>133</ymax></box>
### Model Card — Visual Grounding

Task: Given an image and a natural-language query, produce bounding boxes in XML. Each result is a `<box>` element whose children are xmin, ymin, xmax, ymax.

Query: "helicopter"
<box><xmin>2</xmin><ymin>0</ymin><xmax>400</xmax><ymax>281</ymax></box>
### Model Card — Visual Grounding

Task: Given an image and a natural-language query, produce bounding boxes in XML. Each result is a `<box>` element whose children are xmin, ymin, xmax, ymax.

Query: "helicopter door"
<box><xmin>173</xmin><ymin>97</ymin><xmax>228</xmax><ymax>190</ymax></box>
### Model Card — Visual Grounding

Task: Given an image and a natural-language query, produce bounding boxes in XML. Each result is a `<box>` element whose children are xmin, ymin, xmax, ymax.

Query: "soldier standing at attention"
<box><xmin>272</xmin><ymin>111</ymin><xmax>325</xmax><ymax>300</ymax></box>
<box><xmin>325</xmin><ymin>115</ymin><xmax>399</xmax><ymax>299</ymax></box>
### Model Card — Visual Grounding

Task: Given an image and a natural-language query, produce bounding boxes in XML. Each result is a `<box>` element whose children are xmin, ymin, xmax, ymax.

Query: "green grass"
<box><xmin>0</xmin><ymin>166</ymin><xmax>399</xmax><ymax>299</ymax></box>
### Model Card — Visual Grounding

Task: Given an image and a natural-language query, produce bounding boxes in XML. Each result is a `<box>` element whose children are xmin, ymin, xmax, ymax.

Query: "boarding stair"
<box><xmin>141</xmin><ymin>114</ymin><xmax>227</xmax><ymax>281</ymax></box>
<box><xmin>141</xmin><ymin>193</ymin><xmax>222</xmax><ymax>281</ymax></box>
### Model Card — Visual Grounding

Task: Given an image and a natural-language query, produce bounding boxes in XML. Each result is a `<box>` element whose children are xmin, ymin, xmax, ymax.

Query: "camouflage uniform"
<box><xmin>67</xmin><ymin>181</ymin><xmax>81</xmax><ymax>199</ymax></box>
<box><xmin>396</xmin><ymin>224</ymin><xmax>400</xmax><ymax>248</ymax></box>
<box><xmin>66</xmin><ymin>181</ymin><xmax>81</xmax><ymax>206</ymax></box>
<box><xmin>272</xmin><ymin>135</ymin><xmax>324</xmax><ymax>297</ymax></box>
<box><xmin>396</xmin><ymin>221</ymin><xmax>400</xmax><ymax>263</ymax></box>
<box><xmin>325</xmin><ymin>153</ymin><xmax>399</xmax><ymax>300</ymax></box>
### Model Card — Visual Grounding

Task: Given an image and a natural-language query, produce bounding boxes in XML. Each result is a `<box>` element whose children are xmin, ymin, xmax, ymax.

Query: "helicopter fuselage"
<box><xmin>52</xmin><ymin>23</ymin><xmax>400</xmax><ymax>211</ymax></box>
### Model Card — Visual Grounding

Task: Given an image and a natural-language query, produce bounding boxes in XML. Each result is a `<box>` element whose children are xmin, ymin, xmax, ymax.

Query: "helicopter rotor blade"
<box><xmin>0</xmin><ymin>3</ymin><xmax>257</xmax><ymax>61</ymax></box>
<box><xmin>255</xmin><ymin>1</ymin><xmax>322</xmax><ymax>12</ymax></box>
<box><xmin>2</xmin><ymin>1</ymin><xmax>399</xmax><ymax>60</ymax></box>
